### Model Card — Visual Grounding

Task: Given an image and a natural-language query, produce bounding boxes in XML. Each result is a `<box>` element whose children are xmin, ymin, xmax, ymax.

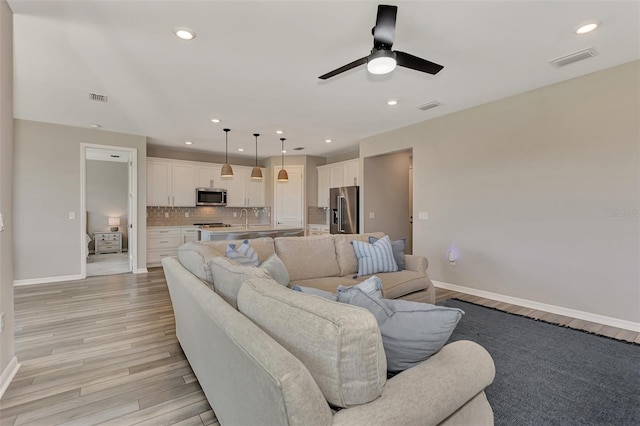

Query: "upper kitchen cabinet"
<box><xmin>197</xmin><ymin>164</ymin><xmax>227</xmax><ymax>189</ymax></box>
<box><xmin>147</xmin><ymin>158</ymin><xmax>196</xmax><ymax>207</ymax></box>
<box><xmin>317</xmin><ymin>159</ymin><xmax>360</xmax><ymax>207</ymax></box>
<box><xmin>225</xmin><ymin>166</ymin><xmax>266</xmax><ymax>207</ymax></box>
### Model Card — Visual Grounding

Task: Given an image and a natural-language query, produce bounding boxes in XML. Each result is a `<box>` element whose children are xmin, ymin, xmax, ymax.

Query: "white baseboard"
<box><xmin>134</xmin><ymin>268</ymin><xmax>148</xmax><ymax>274</ymax></box>
<box><xmin>0</xmin><ymin>357</ymin><xmax>20</xmax><ymax>399</ymax></box>
<box><xmin>434</xmin><ymin>280</ymin><xmax>640</xmax><ymax>333</ymax></box>
<box><xmin>14</xmin><ymin>274</ymin><xmax>83</xmax><ymax>286</ymax></box>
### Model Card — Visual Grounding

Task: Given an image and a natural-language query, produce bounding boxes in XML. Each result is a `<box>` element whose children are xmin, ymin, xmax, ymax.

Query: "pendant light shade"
<box><xmin>251</xmin><ymin>133</ymin><xmax>263</xmax><ymax>180</ymax></box>
<box><xmin>278</xmin><ymin>137</ymin><xmax>289</xmax><ymax>182</ymax></box>
<box><xmin>221</xmin><ymin>128</ymin><xmax>233</xmax><ymax>178</ymax></box>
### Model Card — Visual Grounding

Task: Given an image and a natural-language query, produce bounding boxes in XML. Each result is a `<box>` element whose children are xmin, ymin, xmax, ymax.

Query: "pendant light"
<box><xmin>251</xmin><ymin>133</ymin><xmax>263</xmax><ymax>180</ymax></box>
<box><xmin>221</xmin><ymin>128</ymin><xmax>233</xmax><ymax>177</ymax></box>
<box><xmin>277</xmin><ymin>137</ymin><xmax>289</xmax><ymax>182</ymax></box>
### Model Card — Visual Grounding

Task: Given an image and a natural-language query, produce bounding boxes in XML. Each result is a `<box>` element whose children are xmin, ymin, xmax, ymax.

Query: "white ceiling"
<box><xmin>8</xmin><ymin>1</ymin><xmax>640</xmax><ymax>160</ymax></box>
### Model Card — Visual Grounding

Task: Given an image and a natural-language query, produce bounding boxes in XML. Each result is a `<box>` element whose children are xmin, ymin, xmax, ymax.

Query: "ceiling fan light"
<box><xmin>367</xmin><ymin>51</ymin><xmax>397</xmax><ymax>75</ymax></box>
<box><xmin>251</xmin><ymin>166</ymin><xmax>263</xmax><ymax>180</ymax></box>
<box><xmin>277</xmin><ymin>169</ymin><xmax>289</xmax><ymax>182</ymax></box>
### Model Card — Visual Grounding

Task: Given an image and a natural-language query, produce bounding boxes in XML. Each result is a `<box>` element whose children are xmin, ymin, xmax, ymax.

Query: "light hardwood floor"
<box><xmin>2</xmin><ymin>270</ymin><xmax>638</xmax><ymax>425</ymax></box>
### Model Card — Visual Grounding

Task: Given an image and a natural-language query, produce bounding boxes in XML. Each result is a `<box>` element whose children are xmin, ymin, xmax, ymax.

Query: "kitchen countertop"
<box><xmin>199</xmin><ymin>225</ymin><xmax>303</xmax><ymax>233</ymax></box>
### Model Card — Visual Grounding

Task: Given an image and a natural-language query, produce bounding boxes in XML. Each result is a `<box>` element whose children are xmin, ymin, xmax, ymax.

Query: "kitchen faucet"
<box><xmin>239</xmin><ymin>208</ymin><xmax>249</xmax><ymax>230</ymax></box>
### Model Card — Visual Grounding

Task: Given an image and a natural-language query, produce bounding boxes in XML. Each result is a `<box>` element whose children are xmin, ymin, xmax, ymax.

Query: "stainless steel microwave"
<box><xmin>196</xmin><ymin>188</ymin><xmax>227</xmax><ymax>206</ymax></box>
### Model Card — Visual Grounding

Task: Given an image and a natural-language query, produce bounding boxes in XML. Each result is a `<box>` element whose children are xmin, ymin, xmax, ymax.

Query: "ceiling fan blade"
<box><xmin>318</xmin><ymin>56</ymin><xmax>368</xmax><ymax>80</ymax></box>
<box><xmin>395</xmin><ymin>51</ymin><xmax>444</xmax><ymax>75</ymax></box>
<box><xmin>373</xmin><ymin>5</ymin><xmax>397</xmax><ymax>49</ymax></box>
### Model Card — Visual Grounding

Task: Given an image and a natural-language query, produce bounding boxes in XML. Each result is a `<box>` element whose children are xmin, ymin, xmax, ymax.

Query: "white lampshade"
<box><xmin>108</xmin><ymin>217</ymin><xmax>120</xmax><ymax>226</ymax></box>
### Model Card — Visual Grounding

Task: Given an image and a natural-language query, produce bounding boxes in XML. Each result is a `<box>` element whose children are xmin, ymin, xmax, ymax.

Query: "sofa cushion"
<box><xmin>334</xmin><ymin>232</ymin><xmax>385</xmax><ymax>276</ymax></box>
<box><xmin>352</xmin><ymin>236</ymin><xmax>399</xmax><ymax>276</ymax></box>
<box><xmin>226</xmin><ymin>240</ymin><xmax>260</xmax><ymax>266</ymax></box>
<box><xmin>369</xmin><ymin>236</ymin><xmax>406</xmax><ymax>270</ymax></box>
<box><xmin>354</xmin><ymin>269</ymin><xmax>429</xmax><ymax>300</ymax></box>
<box><xmin>210</xmin><ymin>256</ymin><xmax>271</xmax><ymax>309</ymax></box>
<box><xmin>274</xmin><ymin>235</ymin><xmax>340</xmax><ymax>281</ymax></box>
<box><xmin>290</xmin><ymin>276</ymin><xmax>361</xmax><ymax>293</ymax></box>
<box><xmin>177</xmin><ymin>242</ymin><xmax>223</xmax><ymax>288</ymax></box>
<box><xmin>260</xmin><ymin>253</ymin><xmax>290</xmax><ymax>287</ymax></box>
<box><xmin>199</xmin><ymin>237</ymin><xmax>275</xmax><ymax>264</ymax></box>
<box><xmin>237</xmin><ymin>276</ymin><xmax>387</xmax><ymax>408</ymax></box>
<box><xmin>336</xmin><ymin>283</ymin><xmax>464</xmax><ymax>373</ymax></box>
<box><xmin>291</xmin><ymin>285</ymin><xmax>337</xmax><ymax>300</ymax></box>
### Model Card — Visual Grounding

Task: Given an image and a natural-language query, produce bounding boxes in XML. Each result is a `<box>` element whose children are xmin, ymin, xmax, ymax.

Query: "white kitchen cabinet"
<box><xmin>247</xmin><ymin>168</ymin><xmax>266</xmax><ymax>207</ymax></box>
<box><xmin>225</xmin><ymin>166</ymin><xmax>266</xmax><ymax>207</ymax></box>
<box><xmin>147</xmin><ymin>158</ymin><xmax>195</xmax><ymax>207</ymax></box>
<box><xmin>182</xmin><ymin>228</ymin><xmax>199</xmax><ymax>244</ymax></box>
<box><xmin>317</xmin><ymin>167</ymin><xmax>331</xmax><ymax>208</ymax></box>
<box><xmin>147</xmin><ymin>160</ymin><xmax>172</xmax><ymax>206</ymax></box>
<box><xmin>317</xmin><ymin>159</ymin><xmax>360</xmax><ymax>207</ymax></box>
<box><xmin>146</xmin><ymin>227</ymin><xmax>198</xmax><ymax>266</ymax></box>
<box><xmin>197</xmin><ymin>164</ymin><xmax>227</xmax><ymax>189</ymax></box>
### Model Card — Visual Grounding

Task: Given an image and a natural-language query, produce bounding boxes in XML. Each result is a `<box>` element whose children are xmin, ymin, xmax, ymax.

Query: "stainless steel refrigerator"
<box><xmin>330</xmin><ymin>186</ymin><xmax>359</xmax><ymax>234</ymax></box>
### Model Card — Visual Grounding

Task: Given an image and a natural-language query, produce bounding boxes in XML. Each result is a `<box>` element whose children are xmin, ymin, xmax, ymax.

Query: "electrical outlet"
<box><xmin>233</xmin><ymin>212</ymin><xmax>237</xmax><ymax>217</ymax></box>
<box><xmin>164</xmin><ymin>212</ymin><xmax>169</xmax><ymax>218</ymax></box>
<box><xmin>69</xmin><ymin>212</ymin><xmax>76</xmax><ymax>220</ymax></box>
<box><xmin>419</xmin><ymin>212</ymin><xmax>429</xmax><ymax>220</ymax></box>
<box><xmin>254</xmin><ymin>211</ymin><xmax>258</xmax><ymax>217</ymax></box>
<box><xmin>185</xmin><ymin>212</ymin><xmax>189</xmax><ymax>218</ymax></box>
<box><xmin>369</xmin><ymin>212</ymin><xmax>375</xmax><ymax>219</ymax></box>
<box><xmin>0</xmin><ymin>312</ymin><xmax>5</xmax><ymax>334</ymax></box>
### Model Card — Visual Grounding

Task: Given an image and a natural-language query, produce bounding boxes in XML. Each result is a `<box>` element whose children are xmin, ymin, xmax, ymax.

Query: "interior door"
<box><xmin>274</xmin><ymin>165</ymin><xmax>304</xmax><ymax>227</ymax></box>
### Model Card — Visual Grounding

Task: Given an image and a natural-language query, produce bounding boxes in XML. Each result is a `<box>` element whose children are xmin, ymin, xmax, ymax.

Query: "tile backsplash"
<box><xmin>147</xmin><ymin>206</ymin><xmax>271</xmax><ymax>227</ymax></box>
<box><xmin>308</xmin><ymin>206</ymin><xmax>329</xmax><ymax>225</ymax></box>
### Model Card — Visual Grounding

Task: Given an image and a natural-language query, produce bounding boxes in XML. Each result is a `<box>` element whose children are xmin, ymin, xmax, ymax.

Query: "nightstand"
<box><xmin>94</xmin><ymin>232</ymin><xmax>123</xmax><ymax>254</ymax></box>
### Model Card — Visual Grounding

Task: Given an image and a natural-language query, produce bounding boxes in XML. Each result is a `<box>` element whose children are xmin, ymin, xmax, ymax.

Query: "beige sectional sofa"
<box><xmin>178</xmin><ymin>232</ymin><xmax>435</xmax><ymax>303</ymax></box>
<box><xmin>164</xmin><ymin>232</ymin><xmax>496</xmax><ymax>425</ymax></box>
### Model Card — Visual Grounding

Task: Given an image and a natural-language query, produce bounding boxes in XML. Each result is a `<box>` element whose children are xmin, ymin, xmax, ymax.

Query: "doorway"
<box><xmin>80</xmin><ymin>144</ymin><xmax>137</xmax><ymax>277</ymax></box>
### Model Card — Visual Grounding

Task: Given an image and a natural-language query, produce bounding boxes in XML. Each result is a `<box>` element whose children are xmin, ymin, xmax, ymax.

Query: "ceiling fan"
<box><xmin>318</xmin><ymin>4</ymin><xmax>444</xmax><ymax>80</ymax></box>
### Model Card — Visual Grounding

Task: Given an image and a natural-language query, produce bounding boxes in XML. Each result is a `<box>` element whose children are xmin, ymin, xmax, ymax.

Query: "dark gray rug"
<box><xmin>442</xmin><ymin>299</ymin><xmax>640</xmax><ymax>426</ymax></box>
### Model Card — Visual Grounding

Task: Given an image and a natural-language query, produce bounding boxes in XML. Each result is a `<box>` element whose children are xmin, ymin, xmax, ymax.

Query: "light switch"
<box><xmin>185</xmin><ymin>212</ymin><xmax>189</xmax><ymax>218</ymax></box>
<box><xmin>69</xmin><ymin>212</ymin><xmax>76</xmax><ymax>220</ymax></box>
<box><xmin>418</xmin><ymin>212</ymin><xmax>429</xmax><ymax>220</ymax></box>
<box><xmin>369</xmin><ymin>212</ymin><xmax>375</xmax><ymax>219</ymax></box>
<box><xmin>0</xmin><ymin>213</ymin><xmax>4</xmax><ymax>231</ymax></box>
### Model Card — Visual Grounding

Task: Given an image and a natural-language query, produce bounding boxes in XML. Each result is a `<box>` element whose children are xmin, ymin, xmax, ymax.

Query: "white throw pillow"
<box><xmin>259</xmin><ymin>253</ymin><xmax>290</xmax><ymax>287</ymax></box>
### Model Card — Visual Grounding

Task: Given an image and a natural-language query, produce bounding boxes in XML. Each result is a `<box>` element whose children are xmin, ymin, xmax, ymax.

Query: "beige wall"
<box><xmin>0</xmin><ymin>0</ymin><xmax>14</xmax><ymax>378</ymax></box>
<box><xmin>363</xmin><ymin>151</ymin><xmax>411</xmax><ymax>243</ymax></box>
<box><xmin>13</xmin><ymin>120</ymin><xmax>147</xmax><ymax>280</ymax></box>
<box><xmin>360</xmin><ymin>61</ymin><xmax>640</xmax><ymax>323</ymax></box>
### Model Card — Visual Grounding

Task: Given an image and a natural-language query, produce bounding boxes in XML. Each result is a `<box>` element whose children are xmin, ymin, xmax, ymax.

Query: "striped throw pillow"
<box><xmin>351</xmin><ymin>235</ymin><xmax>399</xmax><ymax>276</ymax></box>
<box><xmin>225</xmin><ymin>240</ymin><xmax>259</xmax><ymax>266</ymax></box>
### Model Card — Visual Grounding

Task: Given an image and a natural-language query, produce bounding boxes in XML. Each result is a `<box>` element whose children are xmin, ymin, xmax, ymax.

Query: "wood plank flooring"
<box><xmin>2</xmin><ymin>270</ymin><xmax>638</xmax><ymax>425</ymax></box>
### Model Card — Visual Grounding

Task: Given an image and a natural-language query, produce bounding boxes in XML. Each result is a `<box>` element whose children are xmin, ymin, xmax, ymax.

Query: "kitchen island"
<box><xmin>199</xmin><ymin>225</ymin><xmax>305</xmax><ymax>241</ymax></box>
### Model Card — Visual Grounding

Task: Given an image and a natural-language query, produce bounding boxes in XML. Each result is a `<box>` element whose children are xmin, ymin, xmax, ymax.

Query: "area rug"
<box><xmin>442</xmin><ymin>299</ymin><xmax>640</xmax><ymax>426</ymax></box>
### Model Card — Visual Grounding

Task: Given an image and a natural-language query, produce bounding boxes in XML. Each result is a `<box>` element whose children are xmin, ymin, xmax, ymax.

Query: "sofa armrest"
<box><xmin>332</xmin><ymin>340</ymin><xmax>495</xmax><ymax>426</ymax></box>
<box><xmin>404</xmin><ymin>254</ymin><xmax>428</xmax><ymax>272</ymax></box>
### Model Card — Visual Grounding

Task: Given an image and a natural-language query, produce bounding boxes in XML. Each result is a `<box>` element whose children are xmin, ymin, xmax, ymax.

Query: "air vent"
<box><xmin>293</xmin><ymin>147</ymin><xmax>304</xmax><ymax>151</ymax></box>
<box><xmin>548</xmin><ymin>48</ymin><xmax>597</xmax><ymax>68</ymax></box>
<box><xmin>89</xmin><ymin>93</ymin><xmax>108</xmax><ymax>103</ymax></box>
<box><xmin>415</xmin><ymin>101</ymin><xmax>441</xmax><ymax>111</ymax></box>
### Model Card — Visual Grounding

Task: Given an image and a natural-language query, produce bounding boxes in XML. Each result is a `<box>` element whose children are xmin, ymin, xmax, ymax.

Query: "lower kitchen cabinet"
<box><xmin>147</xmin><ymin>227</ymin><xmax>199</xmax><ymax>266</ymax></box>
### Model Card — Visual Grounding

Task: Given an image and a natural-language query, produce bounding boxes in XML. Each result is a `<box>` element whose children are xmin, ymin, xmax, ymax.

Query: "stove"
<box><xmin>194</xmin><ymin>223</ymin><xmax>232</xmax><ymax>229</ymax></box>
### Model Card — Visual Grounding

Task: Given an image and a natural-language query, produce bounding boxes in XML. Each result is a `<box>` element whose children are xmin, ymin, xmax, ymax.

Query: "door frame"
<box><xmin>80</xmin><ymin>143</ymin><xmax>138</xmax><ymax>278</ymax></box>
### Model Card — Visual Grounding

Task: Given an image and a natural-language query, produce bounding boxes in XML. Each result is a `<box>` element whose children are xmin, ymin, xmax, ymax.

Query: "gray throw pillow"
<box><xmin>337</xmin><ymin>283</ymin><xmax>464</xmax><ymax>373</ymax></box>
<box><xmin>291</xmin><ymin>285</ymin><xmax>337</xmax><ymax>301</ymax></box>
<box><xmin>259</xmin><ymin>254</ymin><xmax>290</xmax><ymax>287</ymax></box>
<box><xmin>369</xmin><ymin>236</ymin><xmax>406</xmax><ymax>270</ymax></box>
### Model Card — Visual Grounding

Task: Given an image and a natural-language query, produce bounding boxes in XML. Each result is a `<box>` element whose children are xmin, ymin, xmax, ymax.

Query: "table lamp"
<box><xmin>108</xmin><ymin>217</ymin><xmax>120</xmax><ymax>232</ymax></box>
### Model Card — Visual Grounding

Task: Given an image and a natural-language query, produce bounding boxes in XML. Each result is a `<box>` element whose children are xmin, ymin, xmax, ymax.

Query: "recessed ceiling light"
<box><xmin>276</xmin><ymin>130</ymin><xmax>284</xmax><ymax>134</ymax></box>
<box><xmin>325</xmin><ymin>139</ymin><xmax>332</xmax><ymax>143</ymax></box>
<box><xmin>185</xmin><ymin>141</ymin><xmax>193</xmax><ymax>145</ymax></box>
<box><xmin>90</xmin><ymin>124</ymin><xmax>101</xmax><ymax>129</ymax></box>
<box><xmin>387</xmin><ymin>99</ymin><xmax>398</xmax><ymax>106</ymax></box>
<box><xmin>238</xmin><ymin>148</ymin><xmax>244</xmax><ymax>152</ymax></box>
<box><xmin>211</xmin><ymin>118</ymin><xmax>220</xmax><ymax>123</ymax></box>
<box><xmin>174</xmin><ymin>27</ymin><xmax>196</xmax><ymax>40</ymax></box>
<box><xmin>575</xmin><ymin>21</ymin><xmax>599</xmax><ymax>35</ymax></box>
